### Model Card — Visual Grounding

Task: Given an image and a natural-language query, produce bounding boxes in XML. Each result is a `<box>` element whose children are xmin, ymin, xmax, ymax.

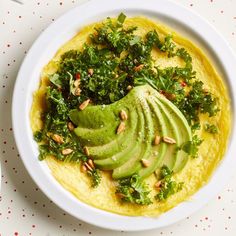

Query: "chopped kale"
<box><xmin>116</xmin><ymin>174</ymin><xmax>152</xmax><ymax>205</ymax></box>
<box><xmin>204</xmin><ymin>123</ymin><xmax>218</xmax><ymax>134</ymax></box>
<box><xmin>181</xmin><ymin>135</ymin><xmax>203</xmax><ymax>158</ymax></box>
<box><xmin>87</xmin><ymin>168</ymin><xmax>101</xmax><ymax>188</ymax></box>
<box><xmin>155</xmin><ymin>166</ymin><xmax>184</xmax><ymax>201</ymax></box>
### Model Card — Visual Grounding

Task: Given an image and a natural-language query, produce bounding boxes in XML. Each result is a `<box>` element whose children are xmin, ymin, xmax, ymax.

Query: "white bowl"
<box><xmin>12</xmin><ymin>0</ymin><xmax>236</xmax><ymax>231</ymax></box>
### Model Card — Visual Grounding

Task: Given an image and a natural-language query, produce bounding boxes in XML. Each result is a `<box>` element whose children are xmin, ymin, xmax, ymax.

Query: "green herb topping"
<box><xmin>155</xmin><ymin>166</ymin><xmax>184</xmax><ymax>201</ymax></box>
<box><xmin>116</xmin><ymin>174</ymin><xmax>152</xmax><ymax>205</ymax></box>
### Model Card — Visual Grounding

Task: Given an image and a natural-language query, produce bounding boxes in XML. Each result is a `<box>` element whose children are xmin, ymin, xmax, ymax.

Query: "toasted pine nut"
<box><xmin>67</xmin><ymin>122</ymin><xmax>75</xmax><ymax>131</ymax></box>
<box><xmin>61</xmin><ymin>148</ymin><xmax>73</xmax><ymax>155</ymax></box>
<box><xmin>141</xmin><ymin>159</ymin><xmax>150</xmax><ymax>167</ymax></box>
<box><xmin>87</xmin><ymin>159</ymin><xmax>95</xmax><ymax>169</ymax></box>
<box><xmin>81</xmin><ymin>164</ymin><xmax>87</xmax><ymax>173</ymax></box>
<box><xmin>116</xmin><ymin>122</ymin><xmax>126</xmax><ymax>134</ymax></box>
<box><xmin>119</xmin><ymin>110</ymin><xmax>128</xmax><ymax>121</ymax></box>
<box><xmin>83</xmin><ymin>146</ymin><xmax>90</xmax><ymax>156</ymax></box>
<box><xmin>79</xmin><ymin>99</ymin><xmax>90</xmax><ymax>110</ymax></box>
<box><xmin>163</xmin><ymin>136</ymin><xmax>176</xmax><ymax>144</ymax></box>
<box><xmin>52</xmin><ymin>134</ymin><xmax>64</xmax><ymax>144</ymax></box>
<box><xmin>154</xmin><ymin>135</ymin><xmax>161</xmax><ymax>145</ymax></box>
<box><xmin>84</xmin><ymin>162</ymin><xmax>93</xmax><ymax>171</ymax></box>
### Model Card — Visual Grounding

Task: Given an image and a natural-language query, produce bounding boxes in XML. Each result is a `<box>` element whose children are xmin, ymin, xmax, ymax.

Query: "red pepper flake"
<box><xmin>75</xmin><ymin>73</ymin><xmax>81</xmax><ymax>80</ymax></box>
<box><xmin>181</xmin><ymin>81</ymin><xmax>187</xmax><ymax>87</ymax></box>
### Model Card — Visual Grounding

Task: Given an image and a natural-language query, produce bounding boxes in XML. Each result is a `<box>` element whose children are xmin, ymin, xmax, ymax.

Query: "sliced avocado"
<box><xmin>70</xmin><ymin>84</ymin><xmax>192</xmax><ymax>179</ymax></box>
<box><xmin>138</xmin><ymin>97</ymin><xmax>168</xmax><ymax>179</ymax></box>
<box><xmin>155</xmin><ymin>93</ymin><xmax>192</xmax><ymax>172</ymax></box>
<box><xmin>94</xmin><ymin>107</ymin><xmax>141</xmax><ymax>169</ymax></box>
<box><xmin>112</xmin><ymin>99</ymin><xmax>153</xmax><ymax>179</ymax></box>
<box><xmin>70</xmin><ymin>106</ymin><xmax>119</xmax><ymax>146</ymax></box>
<box><xmin>77</xmin><ymin>107</ymin><xmax>137</xmax><ymax>159</ymax></box>
<box><xmin>154</xmin><ymin>98</ymin><xmax>180</xmax><ymax>171</ymax></box>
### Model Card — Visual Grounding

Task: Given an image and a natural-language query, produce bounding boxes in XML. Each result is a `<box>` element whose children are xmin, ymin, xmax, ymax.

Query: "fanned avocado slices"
<box><xmin>69</xmin><ymin>84</ymin><xmax>192</xmax><ymax>179</ymax></box>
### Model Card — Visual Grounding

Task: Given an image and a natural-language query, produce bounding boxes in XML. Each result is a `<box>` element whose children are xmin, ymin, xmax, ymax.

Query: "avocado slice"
<box><xmin>112</xmin><ymin>103</ymin><xmax>146</xmax><ymax>179</ymax></box>
<box><xmin>138</xmin><ymin>97</ymin><xmax>168</xmax><ymax>179</ymax></box>
<box><xmin>94</xmin><ymin>106</ymin><xmax>141</xmax><ymax>169</ymax></box>
<box><xmin>112</xmin><ymin>99</ymin><xmax>153</xmax><ymax>179</ymax></box>
<box><xmin>153</xmin><ymin>98</ymin><xmax>180</xmax><ymax>170</ymax></box>
<box><xmin>83</xmin><ymin>107</ymin><xmax>138</xmax><ymax>160</ymax></box>
<box><xmin>155</xmin><ymin>93</ymin><xmax>192</xmax><ymax>172</ymax></box>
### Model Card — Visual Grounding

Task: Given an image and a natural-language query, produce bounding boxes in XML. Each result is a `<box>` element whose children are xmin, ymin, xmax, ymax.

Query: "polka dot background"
<box><xmin>0</xmin><ymin>0</ymin><xmax>236</xmax><ymax>235</ymax></box>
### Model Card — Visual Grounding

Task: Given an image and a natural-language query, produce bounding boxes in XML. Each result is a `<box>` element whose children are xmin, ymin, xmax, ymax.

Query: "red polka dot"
<box><xmin>14</xmin><ymin>232</ymin><xmax>18</xmax><ymax>236</ymax></box>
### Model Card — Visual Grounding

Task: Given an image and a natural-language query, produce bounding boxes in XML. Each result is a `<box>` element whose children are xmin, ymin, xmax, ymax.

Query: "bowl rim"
<box><xmin>12</xmin><ymin>0</ymin><xmax>236</xmax><ymax>231</ymax></box>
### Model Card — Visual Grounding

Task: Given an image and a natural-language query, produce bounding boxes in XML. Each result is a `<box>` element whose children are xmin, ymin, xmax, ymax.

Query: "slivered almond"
<box><xmin>116</xmin><ymin>122</ymin><xmax>126</xmax><ymax>134</ymax></box>
<box><xmin>134</xmin><ymin>64</ymin><xmax>144</xmax><ymax>72</ymax></box>
<box><xmin>67</xmin><ymin>122</ymin><xmax>75</xmax><ymax>131</ymax></box>
<box><xmin>52</xmin><ymin>134</ymin><xmax>64</xmax><ymax>144</ymax></box>
<box><xmin>163</xmin><ymin>136</ymin><xmax>176</xmax><ymax>144</ymax></box>
<box><xmin>83</xmin><ymin>146</ymin><xmax>90</xmax><ymax>156</ymax></box>
<box><xmin>79</xmin><ymin>99</ymin><xmax>90</xmax><ymax>110</ymax></box>
<box><xmin>61</xmin><ymin>148</ymin><xmax>73</xmax><ymax>155</ymax></box>
<box><xmin>88</xmin><ymin>68</ymin><xmax>94</xmax><ymax>76</ymax></box>
<box><xmin>119</xmin><ymin>110</ymin><xmax>128</xmax><ymax>121</ymax></box>
<box><xmin>141</xmin><ymin>159</ymin><xmax>150</xmax><ymax>167</ymax></box>
<box><xmin>84</xmin><ymin>162</ymin><xmax>93</xmax><ymax>171</ymax></box>
<box><xmin>154</xmin><ymin>135</ymin><xmax>161</xmax><ymax>145</ymax></box>
<box><xmin>87</xmin><ymin>159</ymin><xmax>95</xmax><ymax>169</ymax></box>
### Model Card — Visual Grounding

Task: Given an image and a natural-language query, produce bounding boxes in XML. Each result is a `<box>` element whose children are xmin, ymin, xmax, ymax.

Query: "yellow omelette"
<box><xmin>30</xmin><ymin>17</ymin><xmax>231</xmax><ymax>216</ymax></box>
